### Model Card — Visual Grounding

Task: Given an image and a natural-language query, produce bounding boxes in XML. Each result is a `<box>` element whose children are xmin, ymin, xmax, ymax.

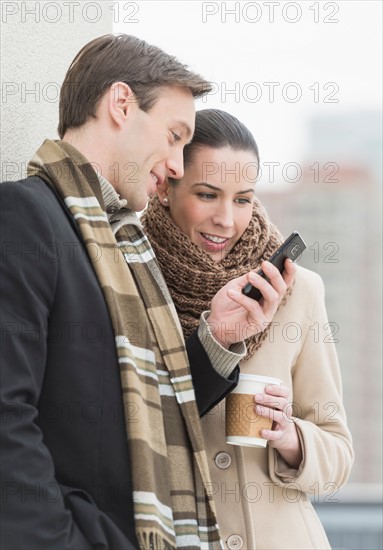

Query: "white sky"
<box><xmin>115</xmin><ymin>1</ymin><xmax>382</xmax><ymax>189</ymax></box>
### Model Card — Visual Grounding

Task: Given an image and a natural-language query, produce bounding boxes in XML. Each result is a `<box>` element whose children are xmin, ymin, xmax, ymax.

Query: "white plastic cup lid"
<box><xmin>238</xmin><ymin>374</ymin><xmax>282</xmax><ymax>385</ymax></box>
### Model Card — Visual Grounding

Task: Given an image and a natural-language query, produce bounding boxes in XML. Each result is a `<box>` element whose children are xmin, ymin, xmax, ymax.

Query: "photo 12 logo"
<box><xmin>1</xmin><ymin>2</ymin><xmax>140</xmax><ymax>24</ymax></box>
<box><xmin>201</xmin><ymin>2</ymin><xmax>340</xmax><ymax>24</ymax></box>
<box><xmin>201</xmin><ymin>81</ymin><xmax>340</xmax><ymax>104</ymax></box>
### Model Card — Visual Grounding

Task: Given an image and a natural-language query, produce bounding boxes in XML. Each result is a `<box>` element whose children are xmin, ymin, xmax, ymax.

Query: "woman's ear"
<box><xmin>108</xmin><ymin>82</ymin><xmax>136</xmax><ymax>127</ymax></box>
<box><xmin>156</xmin><ymin>179</ymin><xmax>171</xmax><ymax>205</ymax></box>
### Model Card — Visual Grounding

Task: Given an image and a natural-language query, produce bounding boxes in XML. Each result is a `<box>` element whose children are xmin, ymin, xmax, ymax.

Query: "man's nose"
<box><xmin>166</xmin><ymin>149</ymin><xmax>184</xmax><ymax>180</ymax></box>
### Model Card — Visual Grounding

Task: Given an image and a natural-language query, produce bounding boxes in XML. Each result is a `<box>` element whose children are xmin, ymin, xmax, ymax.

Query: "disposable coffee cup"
<box><xmin>226</xmin><ymin>374</ymin><xmax>282</xmax><ymax>448</ymax></box>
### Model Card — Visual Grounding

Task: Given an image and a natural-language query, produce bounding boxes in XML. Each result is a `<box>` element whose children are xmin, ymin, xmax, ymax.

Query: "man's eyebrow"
<box><xmin>191</xmin><ymin>183</ymin><xmax>255</xmax><ymax>194</ymax></box>
<box><xmin>178</xmin><ymin>121</ymin><xmax>193</xmax><ymax>140</ymax></box>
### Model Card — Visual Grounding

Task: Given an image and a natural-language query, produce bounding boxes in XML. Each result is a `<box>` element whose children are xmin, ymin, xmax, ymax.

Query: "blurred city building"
<box><xmin>258</xmin><ymin>166</ymin><xmax>381</xmax><ymax>483</ymax></box>
<box><xmin>257</xmin><ymin>111</ymin><xmax>382</xmax><ymax>547</ymax></box>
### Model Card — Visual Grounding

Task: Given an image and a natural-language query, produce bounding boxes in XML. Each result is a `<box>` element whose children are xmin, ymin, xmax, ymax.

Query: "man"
<box><xmin>0</xmin><ymin>34</ymin><xmax>292</xmax><ymax>549</ymax></box>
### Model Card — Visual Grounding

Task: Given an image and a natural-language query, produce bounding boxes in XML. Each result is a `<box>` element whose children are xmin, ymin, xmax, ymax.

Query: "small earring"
<box><xmin>163</xmin><ymin>197</ymin><xmax>169</xmax><ymax>205</ymax></box>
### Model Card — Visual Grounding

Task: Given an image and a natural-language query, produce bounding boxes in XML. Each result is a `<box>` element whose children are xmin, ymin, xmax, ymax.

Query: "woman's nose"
<box><xmin>212</xmin><ymin>202</ymin><xmax>234</xmax><ymax>228</ymax></box>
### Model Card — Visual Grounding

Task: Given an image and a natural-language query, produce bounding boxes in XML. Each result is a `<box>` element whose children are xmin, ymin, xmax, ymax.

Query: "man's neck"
<box><xmin>62</xmin><ymin>127</ymin><xmax>113</xmax><ymax>186</ymax></box>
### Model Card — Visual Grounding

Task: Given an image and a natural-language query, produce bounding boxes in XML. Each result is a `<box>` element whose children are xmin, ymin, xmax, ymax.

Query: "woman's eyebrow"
<box><xmin>236</xmin><ymin>188</ymin><xmax>255</xmax><ymax>194</ymax></box>
<box><xmin>191</xmin><ymin>183</ymin><xmax>254</xmax><ymax>194</ymax></box>
<box><xmin>191</xmin><ymin>183</ymin><xmax>221</xmax><ymax>190</ymax></box>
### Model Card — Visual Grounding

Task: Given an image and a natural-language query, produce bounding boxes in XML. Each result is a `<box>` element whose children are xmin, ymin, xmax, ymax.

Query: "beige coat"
<box><xmin>202</xmin><ymin>267</ymin><xmax>354</xmax><ymax>550</ymax></box>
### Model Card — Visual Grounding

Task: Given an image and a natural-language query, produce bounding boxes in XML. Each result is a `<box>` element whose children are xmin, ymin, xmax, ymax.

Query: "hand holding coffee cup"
<box><xmin>226</xmin><ymin>374</ymin><xmax>282</xmax><ymax>447</ymax></box>
<box><xmin>254</xmin><ymin>380</ymin><xmax>303</xmax><ymax>468</ymax></box>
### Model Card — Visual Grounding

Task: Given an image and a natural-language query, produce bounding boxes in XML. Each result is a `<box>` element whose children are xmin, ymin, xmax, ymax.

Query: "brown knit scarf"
<box><xmin>142</xmin><ymin>195</ymin><xmax>291</xmax><ymax>359</ymax></box>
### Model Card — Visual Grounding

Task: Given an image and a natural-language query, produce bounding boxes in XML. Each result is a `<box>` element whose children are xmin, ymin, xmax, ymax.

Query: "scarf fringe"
<box><xmin>137</xmin><ymin>529</ymin><xmax>175</xmax><ymax>550</ymax></box>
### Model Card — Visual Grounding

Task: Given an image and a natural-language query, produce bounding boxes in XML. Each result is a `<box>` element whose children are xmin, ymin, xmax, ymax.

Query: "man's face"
<box><xmin>113</xmin><ymin>86</ymin><xmax>195</xmax><ymax>212</ymax></box>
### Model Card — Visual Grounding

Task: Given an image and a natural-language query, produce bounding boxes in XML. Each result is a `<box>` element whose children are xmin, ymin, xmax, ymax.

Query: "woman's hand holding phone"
<box><xmin>206</xmin><ymin>258</ymin><xmax>296</xmax><ymax>349</ymax></box>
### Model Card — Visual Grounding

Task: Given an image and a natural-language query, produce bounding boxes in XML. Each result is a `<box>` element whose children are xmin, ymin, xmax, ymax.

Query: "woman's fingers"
<box><xmin>254</xmin><ymin>385</ymin><xmax>293</xmax><ymax>422</ymax></box>
<box><xmin>261</xmin><ymin>261</ymin><xmax>287</xmax><ymax>299</ymax></box>
<box><xmin>282</xmin><ymin>258</ymin><xmax>296</xmax><ymax>288</ymax></box>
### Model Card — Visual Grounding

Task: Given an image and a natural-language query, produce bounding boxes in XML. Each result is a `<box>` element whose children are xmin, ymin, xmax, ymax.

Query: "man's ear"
<box><xmin>108</xmin><ymin>82</ymin><xmax>136</xmax><ymax>127</ymax></box>
<box><xmin>156</xmin><ymin>179</ymin><xmax>171</xmax><ymax>204</ymax></box>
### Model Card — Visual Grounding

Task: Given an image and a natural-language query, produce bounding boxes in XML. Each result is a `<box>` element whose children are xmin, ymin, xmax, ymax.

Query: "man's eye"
<box><xmin>172</xmin><ymin>131</ymin><xmax>181</xmax><ymax>142</ymax></box>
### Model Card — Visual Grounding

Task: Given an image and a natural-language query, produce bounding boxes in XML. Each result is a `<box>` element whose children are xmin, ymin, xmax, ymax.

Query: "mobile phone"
<box><xmin>241</xmin><ymin>231</ymin><xmax>306</xmax><ymax>301</ymax></box>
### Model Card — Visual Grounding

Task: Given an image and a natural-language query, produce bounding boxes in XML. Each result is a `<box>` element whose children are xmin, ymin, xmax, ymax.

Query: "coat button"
<box><xmin>227</xmin><ymin>534</ymin><xmax>244</xmax><ymax>549</ymax></box>
<box><xmin>214</xmin><ymin>452</ymin><xmax>232</xmax><ymax>469</ymax></box>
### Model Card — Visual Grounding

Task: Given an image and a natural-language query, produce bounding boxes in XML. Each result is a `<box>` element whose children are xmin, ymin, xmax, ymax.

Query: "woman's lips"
<box><xmin>199</xmin><ymin>232</ymin><xmax>230</xmax><ymax>251</ymax></box>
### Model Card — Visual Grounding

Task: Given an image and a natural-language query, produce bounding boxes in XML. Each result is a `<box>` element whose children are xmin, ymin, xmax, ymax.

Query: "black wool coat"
<box><xmin>0</xmin><ymin>177</ymin><xmax>238</xmax><ymax>550</ymax></box>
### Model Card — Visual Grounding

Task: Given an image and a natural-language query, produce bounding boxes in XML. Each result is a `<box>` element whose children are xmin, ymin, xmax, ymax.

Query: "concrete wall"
<box><xmin>1</xmin><ymin>1</ymin><xmax>113</xmax><ymax>181</ymax></box>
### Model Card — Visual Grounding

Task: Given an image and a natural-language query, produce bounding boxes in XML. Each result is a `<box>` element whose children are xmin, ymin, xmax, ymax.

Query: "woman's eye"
<box><xmin>197</xmin><ymin>193</ymin><xmax>216</xmax><ymax>200</ymax></box>
<box><xmin>235</xmin><ymin>197</ymin><xmax>252</xmax><ymax>204</ymax></box>
<box><xmin>171</xmin><ymin>131</ymin><xmax>181</xmax><ymax>142</ymax></box>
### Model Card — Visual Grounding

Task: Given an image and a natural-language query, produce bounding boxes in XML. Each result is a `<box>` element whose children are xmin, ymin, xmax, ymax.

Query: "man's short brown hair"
<box><xmin>58</xmin><ymin>34</ymin><xmax>212</xmax><ymax>138</ymax></box>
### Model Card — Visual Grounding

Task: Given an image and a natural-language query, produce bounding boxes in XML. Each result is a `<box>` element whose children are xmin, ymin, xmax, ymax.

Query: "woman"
<box><xmin>142</xmin><ymin>109</ymin><xmax>353</xmax><ymax>550</ymax></box>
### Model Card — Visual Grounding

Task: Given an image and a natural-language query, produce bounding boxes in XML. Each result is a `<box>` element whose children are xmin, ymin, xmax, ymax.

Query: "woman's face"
<box><xmin>166</xmin><ymin>146</ymin><xmax>258</xmax><ymax>261</ymax></box>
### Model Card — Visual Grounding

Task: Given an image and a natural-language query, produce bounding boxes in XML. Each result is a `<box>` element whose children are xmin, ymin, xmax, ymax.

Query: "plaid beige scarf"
<box><xmin>142</xmin><ymin>195</ymin><xmax>291</xmax><ymax>359</ymax></box>
<box><xmin>27</xmin><ymin>140</ymin><xmax>222</xmax><ymax>550</ymax></box>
